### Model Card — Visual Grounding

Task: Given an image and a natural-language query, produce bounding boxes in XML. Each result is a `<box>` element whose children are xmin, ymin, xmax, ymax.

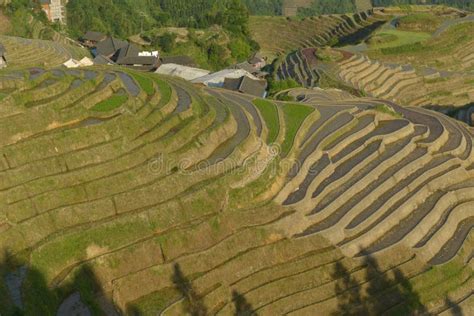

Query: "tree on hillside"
<box><xmin>156</xmin><ymin>32</ymin><xmax>176</xmax><ymax>53</ymax></box>
<box><xmin>242</xmin><ymin>0</ymin><xmax>283</xmax><ymax>15</ymax></box>
<box><xmin>223</xmin><ymin>0</ymin><xmax>250</xmax><ymax>35</ymax></box>
<box><xmin>208</xmin><ymin>42</ymin><xmax>228</xmax><ymax>68</ymax></box>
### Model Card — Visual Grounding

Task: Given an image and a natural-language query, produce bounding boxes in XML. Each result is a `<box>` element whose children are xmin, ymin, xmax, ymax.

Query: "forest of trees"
<box><xmin>242</xmin><ymin>0</ymin><xmax>283</xmax><ymax>15</ymax></box>
<box><xmin>297</xmin><ymin>0</ymin><xmax>357</xmax><ymax>16</ymax></box>
<box><xmin>65</xmin><ymin>0</ymin><xmax>261</xmax><ymax>70</ymax></box>
<box><xmin>7</xmin><ymin>0</ymin><xmax>468</xmax><ymax>40</ymax></box>
<box><xmin>66</xmin><ymin>0</ymin><xmax>287</xmax><ymax>38</ymax></box>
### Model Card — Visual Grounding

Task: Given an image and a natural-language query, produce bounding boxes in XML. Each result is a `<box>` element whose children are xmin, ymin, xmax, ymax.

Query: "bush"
<box><xmin>268</xmin><ymin>78</ymin><xmax>301</xmax><ymax>96</ymax></box>
<box><xmin>207</xmin><ymin>43</ymin><xmax>229</xmax><ymax>69</ymax></box>
<box><xmin>156</xmin><ymin>32</ymin><xmax>177</xmax><ymax>53</ymax></box>
<box><xmin>228</xmin><ymin>37</ymin><xmax>252</xmax><ymax>62</ymax></box>
<box><xmin>253</xmin><ymin>99</ymin><xmax>280</xmax><ymax>144</ymax></box>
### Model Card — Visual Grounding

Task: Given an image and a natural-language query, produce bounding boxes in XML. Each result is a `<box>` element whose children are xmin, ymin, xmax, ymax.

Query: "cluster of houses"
<box><xmin>71</xmin><ymin>31</ymin><xmax>269</xmax><ymax>98</ymax></box>
<box><xmin>156</xmin><ymin>52</ymin><xmax>268</xmax><ymax>98</ymax></box>
<box><xmin>0</xmin><ymin>26</ymin><xmax>269</xmax><ymax>98</ymax></box>
<box><xmin>74</xmin><ymin>31</ymin><xmax>161</xmax><ymax>71</ymax></box>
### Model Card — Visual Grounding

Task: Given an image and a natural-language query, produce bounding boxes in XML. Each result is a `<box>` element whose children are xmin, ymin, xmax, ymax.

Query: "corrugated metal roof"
<box><xmin>155</xmin><ymin>63</ymin><xmax>210</xmax><ymax>81</ymax></box>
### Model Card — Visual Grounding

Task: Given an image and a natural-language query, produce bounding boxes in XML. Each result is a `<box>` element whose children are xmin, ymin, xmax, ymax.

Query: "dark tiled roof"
<box><xmin>223</xmin><ymin>77</ymin><xmax>242</xmax><ymax>91</ymax></box>
<box><xmin>96</xmin><ymin>37</ymin><xmax>128</xmax><ymax>57</ymax></box>
<box><xmin>238</xmin><ymin>76</ymin><xmax>267</xmax><ymax>98</ymax></box>
<box><xmin>93</xmin><ymin>55</ymin><xmax>115</xmax><ymax>65</ymax></box>
<box><xmin>83</xmin><ymin>31</ymin><xmax>107</xmax><ymax>42</ymax></box>
<box><xmin>232</xmin><ymin>62</ymin><xmax>268</xmax><ymax>78</ymax></box>
<box><xmin>161</xmin><ymin>56</ymin><xmax>196</xmax><ymax>67</ymax></box>
<box><xmin>234</xmin><ymin>62</ymin><xmax>256</xmax><ymax>74</ymax></box>
<box><xmin>116</xmin><ymin>43</ymin><xmax>140</xmax><ymax>62</ymax></box>
<box><xmin>116</xmin><ymin>56</ymin><xmax>158</xmax><ymax>66</ymax></box>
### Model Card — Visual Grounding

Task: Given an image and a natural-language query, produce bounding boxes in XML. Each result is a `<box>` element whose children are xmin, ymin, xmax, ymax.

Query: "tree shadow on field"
<box><xmin>170</xmin><ymin>264</ymin><xmax>257</xmax><ymax>316</ymax></box>
<box><xmin>444</xmin><ymin>297</ymin><xmax>463</xmax><ymax>316</ymax></box>
<box><xmin>332</xmin><ymin>251</ymin><xmax>427</xmax><ymax>315</ymax></box>
<box><xmin>232</xmin><ymin>290</ymin><xmax>256</xmax><ymax>316</ymax></box>
<box><xmin>0</xmin><ymin>250</ymin><xmax>119</xmax><ymax>316</ymax></box>
<box><xmin>330</xmin><ymin>261</ymin><xmax>367</xmax><ymax>316</ymax></box>
<box><xmin>172</xmin><ymin>263</ymin><xmax>208</xmax><ymax>316</ymax></box>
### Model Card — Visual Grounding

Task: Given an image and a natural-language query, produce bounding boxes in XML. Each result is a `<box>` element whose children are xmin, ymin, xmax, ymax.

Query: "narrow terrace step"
<box><xmin>286</xmin><ymin>110</ymin><xmax>353</xmax><ymax>182</ymax></box>
<box><xmin>306</xmin><ymin>147</ymin><xmax>427</xmax><ymax>235</ymax></box>
<box><xmin>324</xmin><ymin>115</ymin><xmax>375</xmax><ymax>152</ymax></box>
<box><xmin>312</xmin><ymin>130</ymin><xmax>417</xmax><ymax>216</ymax></box>
<box><xmin>172</xmin><ymin>85</ymin><xmax>192</xmax><ymax>114</ymax></box>
<box><xmin>429</xmin><ymin>217</ymin><xmax>473</xmax><ymax>265</ymax></box>
<box><xmin>346</xmin><ymin>155</ymin><xmax>454</xmax><ymax>230</ymax></box>
<box><xmin>283</xmin><ymin>154</ymin><xmax>331</xmax><ymax>205</ymax></box>
<box><xmin>332</xmin><ymin>120</ymin><xmax>409</xmax><ymax>163</ymax></box>
<box><xmin>296</xmin><ymin>112</ymin><xmax>354</xmax><ymax>167</ymax></box>
<box><xmin>201</xmin><ymin>92</ymin><xmax>250</xmax><ymax>166</ymax></box>
<box><xmin>367</xmin><ymin>182</ymin><xmax>474</xmax><ymax>257</ymax></box>
<box><xmin>218</xmin><ymin>92</ymin><xmax>263</xmax><ymax>137</ymax></box>
<box><xmin>311</xmin><ymin>140</ymin><xmax>382</xmax><ymax>200</ymax></box>
<box><xmin>344</xmin><ymin>163</ymin><xmax>465</xmax><ymax>256</ymax></box>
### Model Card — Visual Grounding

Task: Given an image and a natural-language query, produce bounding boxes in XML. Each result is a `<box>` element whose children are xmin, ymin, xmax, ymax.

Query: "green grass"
<box><xmin>427</xmin><ymin>91</ymin><xmax>452</xmax><ymax>98</ymax></box>
<box><xmin>367</xmin><ymin>33</ymin><xmax>398</xmax><ymax>45</ymax></box>
<box><xmin>91</xmin><ymin>95</ymin><xmax>128</xmax><ymax>112</ymax></box>
<box><xmin>372</xmin><ymin>104</ymin><xmax>402</xmax><ymax>118</ymax></box>
<box><xmin>319</xmin><ymin>71</ymin><xmax>364</xmax><ymax>97</ymax></box>
<box><xmin>127</xmin><ymin>287</ymin><xmax>181</xmax><ymax>315</ymax></box>
<box><xmin>398</xmin><ymin>13</ymin><xmax>444</xmax><ymax>33</ymax></box>
<box><xmin>424</xmin><ymin>77</ymin><xmax>447</xmax><ymax>84</ymax></box>
<box><xmin>410</xmin><ymin>258</ymin><xmax>468</xmax><ymax>304</ymax></box>
<box><xmin>151</xmin><ymin>76</ymin><xmax>172</xmax><ymax>107</ymax></box>
<box><xmin>280</xmin><ymin>103</ymin><xmax>314</xmax><ymax>156</ymax></box>
<box><xmin>369</xmin><ymin>22</ymin><xmax>473</xmax><ymax>66</ymax></box>
<box><xmin>253</xmin><ymin>99</ymin><xmax>280</xmax><ymax>144</ymax></box>
<box><xmin>130</xmin><ymin>73</ymin><xmax>154</xmax><ymax>95</ymax></box>
<box><xmin>0</xmin><ymin>92</ymin><xmax>7</xmax><ymax>102</ymax></box>
<box><xmin>368</xmin><ymin>29</ymin><xmax>431</xmax><ymax>50</ymax></box>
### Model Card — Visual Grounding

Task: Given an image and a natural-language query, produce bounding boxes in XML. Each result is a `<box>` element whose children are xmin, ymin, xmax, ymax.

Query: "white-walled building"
<box><xmin>0</xmin><ymin>43</ymin><xmax>7</xmax><ymax>69</ymax></box>
<box><xmin>40</xmin><ymin>0</ymin><xmax>68</xmax><ymax>24</ymax></box>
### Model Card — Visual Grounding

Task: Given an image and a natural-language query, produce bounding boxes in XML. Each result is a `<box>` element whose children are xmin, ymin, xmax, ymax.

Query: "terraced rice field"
<box><xmin>0</xmin><ymin>67</ymin><xmax>472</xmax><ymax>315</ymax></box>
<box><xmin>275</xmin><ymin>49</ymin><xmax>321</xmax><ymax>88</ymax></box>
<box><xmin>335</xmin><ymin>52</ymin><xmax>474</xmax><ymax>107</ymax></box>
<box><xmin>0</xmin><ymin>35</ymin><xmax>90</xmax><ymax>69</ymax></box>
<box><xmin>249</xmin><ymin>11</ymin><xmax>387</xmax><ymax>58</ymax></box>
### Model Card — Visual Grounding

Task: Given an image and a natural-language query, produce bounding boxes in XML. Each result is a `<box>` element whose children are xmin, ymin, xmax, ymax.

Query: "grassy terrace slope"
<box><xmin>0</xmin><ymin>67</ymin><xmax>472</xmax><ymax>315</ymax></box>
<box><xmin>249</xmin><ymin>11</ymin><xmax>386</xmax><ymax>58</ymax></box>
<box><xmin>335</xmin><ymin>52</ymin><xmax>474</xmax><ymax>107</ymax></box>
<box><xmin>0</xmin><ymin>35</ymin><xmax>90</xmax><ymax>69</ymax></box>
